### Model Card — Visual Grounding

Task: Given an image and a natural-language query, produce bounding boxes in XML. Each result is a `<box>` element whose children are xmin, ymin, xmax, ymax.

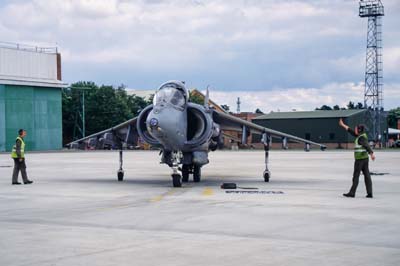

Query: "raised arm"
<box><xmin>339</xmin><ymin>118</ymin><xmax>349</xmax><ymax>131</ymax></box>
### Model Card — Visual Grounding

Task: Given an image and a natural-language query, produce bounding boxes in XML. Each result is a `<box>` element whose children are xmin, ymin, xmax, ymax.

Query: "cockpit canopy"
<box><xmin>153</xmin><ymin>81</ymin><xmax>188</xmax><ymax>108</ymax></box>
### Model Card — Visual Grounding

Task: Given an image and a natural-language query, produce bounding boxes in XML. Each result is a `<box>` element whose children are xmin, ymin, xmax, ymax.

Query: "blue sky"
<box><xmin>0</xmin><ymin>0</ymin><xmax>399</xmax><ymax>111</ymax></box>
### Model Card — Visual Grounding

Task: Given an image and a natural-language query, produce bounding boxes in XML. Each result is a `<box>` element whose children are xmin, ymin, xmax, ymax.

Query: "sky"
<box><xmin>0</xmin><ymin>0</ymin><xmax>399</xmax><ymax>112</ymax></box>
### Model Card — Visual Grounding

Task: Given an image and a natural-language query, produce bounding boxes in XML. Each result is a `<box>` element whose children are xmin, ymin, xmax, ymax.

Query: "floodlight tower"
<box><xmin>359</xmin><ymin>0</ymin><xmax>384</xmax><ymax>141</ymax></box>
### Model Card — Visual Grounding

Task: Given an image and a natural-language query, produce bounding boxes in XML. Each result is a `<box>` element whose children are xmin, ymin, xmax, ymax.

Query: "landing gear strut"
<box><xmin>181</xmin><ymin>164</ymin><xmax>201</xmax><ymax>183</ymax></box>
<box><xmin>117</xmin><ymin>150</ymin><xmax>124</xmax><ymax>181</ymax></box>
<box><xmin>193</xmin><ymin>165</ymin><xmax>201</xmax><ymax>182</ymax></box>
<box><xmin>171</xmin><ymin>151</ymin><xmax>182</xmax><ymax>187</ymax></box>
<box><xmin>262</xmin><ymin>133</ymin><xmax>271</xmax><ymax>182</ymax></box>
<box><xmin>182</xmin><ymin>164</ymin><xmax>190</xmax><ymax>183</ymax></box>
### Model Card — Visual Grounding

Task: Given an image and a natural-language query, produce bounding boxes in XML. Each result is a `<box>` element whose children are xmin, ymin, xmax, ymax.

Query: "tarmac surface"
<box><xmin>0</xmin><ymin>150</ymin><xmax>399</xmax><ymax>266</ymax></box>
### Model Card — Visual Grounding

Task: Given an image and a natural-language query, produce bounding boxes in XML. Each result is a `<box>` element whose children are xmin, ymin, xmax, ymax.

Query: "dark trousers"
<box><xmin>349</xmin><ymin>158</ymin><xmax>373</xmax><ymax>195</ymax></box>
<box><xmin>12</xmin><ymin>158</ymin><xmax>29</xmax><ymax>183</ymax></box>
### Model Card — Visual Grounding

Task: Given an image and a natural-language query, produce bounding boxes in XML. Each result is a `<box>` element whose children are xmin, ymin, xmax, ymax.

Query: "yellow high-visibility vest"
<box><xmin>354</xmin><ymin>133</ymin><xmax>369</xmax><ymax>160</ymax></box>
<box><xmin>11</xmin><ymin>137</ymin><xmax>25</xmax><ymax>159</ymax></box>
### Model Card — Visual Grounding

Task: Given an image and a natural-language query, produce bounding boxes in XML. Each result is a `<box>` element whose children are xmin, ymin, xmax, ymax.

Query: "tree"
<box><xmin>347</xmin><ymin>101</ymin><xmax>355</xmax><ymax>109</ymax></box>
<box><xmin>347</xmin><ymin>101</ymin><xmax>364</xmax><ymax>109</ymax></box>
<box><xmin>388</xmin><ymin>107</ymin><xmax>400</xmax><ymax>128</ymax></box>
<box><xmin>255</xmin><ymin>108</ymin><xmax>264</xmax><ymax>114</ymax></box>
<box><xmin>84</xmin><ymin>85</ymin><xmax>133</xmax><ymax>137</ymax></box>
<box><xmin>62</xmin><ymin>81</ymin><xmax>98</xmax><ymax>144</ymax></box>
<box><xmin>316</xmin><ymin>105</ymin><xmax>333</xmax><ymax>110</ymax></box>
<box><xmin>333</xmin><ymin>105</ymin><xmax>340</xmax><ymax>110</ymax></box>
<box><xmin>62</xmin><ymin>81</ymin><xmax>149</xmax><ymax>145</ymax></box>
<box><xmin>189</xmin><ymin>90</ymin><xmax>205</xmax><ymax>105</ymax></box>
<box><xmin>128</xmin><ymin>94</ymin><xmax>150</xmax><ymax>116</ymax></box>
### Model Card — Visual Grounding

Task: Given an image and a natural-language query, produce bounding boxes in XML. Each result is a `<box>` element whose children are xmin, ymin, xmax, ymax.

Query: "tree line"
<box><xmin>62</xmin><ymin>81</ymin><xmax>151</xmax><ymax>145</ymax></box>
<box><xmin>315</xmin><ymin>101</ymin><xmax>364</xmax><ymax>110</ymax></box>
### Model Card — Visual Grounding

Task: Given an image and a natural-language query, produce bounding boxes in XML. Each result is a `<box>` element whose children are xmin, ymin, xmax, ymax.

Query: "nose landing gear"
<box><xmin>170</xmin><ymin>151</ymin><xmax>182</xmax><ymax>187</ymax></box>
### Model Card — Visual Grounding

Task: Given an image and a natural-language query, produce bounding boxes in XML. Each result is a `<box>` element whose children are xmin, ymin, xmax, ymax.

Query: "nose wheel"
<box><xmin>170</xmin><ymin>151</ymin><xmax>183</xmax><ymax>187</ymax></box>
<box><xmin>172</xmin><ymin>173</ymin><xmax>182</xmax><ymax>187</ymax></box>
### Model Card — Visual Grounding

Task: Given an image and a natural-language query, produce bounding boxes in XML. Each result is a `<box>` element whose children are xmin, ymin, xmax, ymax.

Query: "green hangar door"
<box><xmin>0</xmin><ymin>43</ymin><xmax>66</xmax><ymax>152</ymax></box>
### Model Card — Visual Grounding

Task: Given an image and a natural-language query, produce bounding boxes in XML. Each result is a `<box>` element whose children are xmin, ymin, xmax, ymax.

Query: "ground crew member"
<box><xmin>339</xmin><ymin>119</ymin><xmax>374</xmax><ymax>198</ymax></box>
<box><xmin>11</xmin><ymin>129</ymin><xmax>33</xmax><ymax>185</ymax></box>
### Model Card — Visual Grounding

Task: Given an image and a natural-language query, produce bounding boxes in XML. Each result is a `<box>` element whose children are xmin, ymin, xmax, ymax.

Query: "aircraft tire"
<box><xmin>263</xmin><ymin>171</ymin><xmax>270</xmax><ymax>182</ymax></box>
<box><xmin>117</xmin><ymin>170</ymin><xmax>124</xmax><ymax>181</ymax></box>
<box><xmin>172</xmin><ymin>174</ymin><xmax>182</xmax><ymax>187</ymax></box>
<box><xmin>193</xmin><ymin>165</ymin><xmax>201</xmax><ymax>182</ymax></box>
<box><xmin>182</xmin><ymin>165</ymin><xmax>190</xmax><ymax>182</ymax></box>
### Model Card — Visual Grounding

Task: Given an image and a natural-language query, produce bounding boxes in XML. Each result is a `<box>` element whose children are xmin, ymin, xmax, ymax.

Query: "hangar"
<box><xmin>252</xmin><ymin>109</ymin><xmax>388</xmax><ymax>149</ymax></box>
<box><xmin>0</xmin><ymin>42</ymin><xmax>66</xmax><ymax>152</ymax></box>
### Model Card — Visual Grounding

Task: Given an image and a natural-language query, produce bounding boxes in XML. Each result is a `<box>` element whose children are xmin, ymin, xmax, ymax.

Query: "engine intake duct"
<box><xmin>185</xmin><ymin>103</ymin><xmax>213</xmax><ymax>148</ymax></box>
<box><xmin>136</xmin><ymin>105</ymin><xmax>160</xmax><ymax>146</ymax></box>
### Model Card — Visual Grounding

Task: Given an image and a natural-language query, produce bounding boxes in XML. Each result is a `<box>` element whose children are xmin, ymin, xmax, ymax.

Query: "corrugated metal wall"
<box><xmin>0</xmin><ymin>85</ymin><xmax>62</xmax><ymax>152</ymax></box>
<box><xmin>0</xmin><ymin>47</ymin><xmax>58</xmax><ymax>81</ymax></box>
<box><xmin>252</xmin><ymin>115</ymin><xmax>366</xmax><ymax>144</ymax></box>
<box><xmin>0</xmin><ymin>85</ymin><xmax>6</xmax><ymax>151</ymax></box>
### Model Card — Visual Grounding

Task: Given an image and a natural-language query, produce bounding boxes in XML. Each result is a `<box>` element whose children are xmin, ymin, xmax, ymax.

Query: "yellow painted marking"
<box><xmin>150</xmin><ymin>189</ymin><xmax>177</xmax><ymax>203</ymax></box>
<box><xmin>150</xmin><ymin>195</ymin><xmax>164</xmax><ymax>203</ymax></box>
<box><xmin>202</xmin><ymin>187</ymin><xmax>214</xmax><ymax>196</ymax></box>
<box><xmin>167</xmin><ymin>189</ymin><xmax>177</xmax><ymax>195</ymax></box>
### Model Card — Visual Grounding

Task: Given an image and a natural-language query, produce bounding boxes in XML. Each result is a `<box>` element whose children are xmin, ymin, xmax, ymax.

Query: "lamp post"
<box><xmin>68</xmin><ymin>86</ymin><xmax>92</xmax><ymax>139</ymax></box>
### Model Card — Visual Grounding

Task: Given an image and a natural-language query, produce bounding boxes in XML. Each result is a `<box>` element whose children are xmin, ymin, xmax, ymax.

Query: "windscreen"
<box><xmin>153</xmin><ymin>85</ymin><xmax>185</xmax><ymax>108</ymax></box>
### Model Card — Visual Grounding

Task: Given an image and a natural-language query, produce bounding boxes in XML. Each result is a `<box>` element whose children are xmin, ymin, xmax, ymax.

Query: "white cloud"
<box><xmin>0</xmin><ymin>0</ymin><xmax>398</xmax><ymax>97</ymax></box>
<box><xmin>384</xmin><ymin>47</ymin><xmax>400</xmax><ymax>75</ymax></box>
<box><xmin>204</xmin><ymin>82</ymin><xmax>400</xmax><ymax>112</ymax></box>
<box><xmin>0</xmin><ymin>0</ymin><xmax>369</xmax><ymax>65</ymax></box>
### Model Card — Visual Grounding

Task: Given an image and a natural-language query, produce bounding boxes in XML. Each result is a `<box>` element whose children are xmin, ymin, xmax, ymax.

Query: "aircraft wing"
<box><xmin>67</xmin><ymin>116</ymin><xmax>139</xmax><ymax>150</ymax></box>
<box><xmin>212</xmin><ymin>111</ymin><xmax>327</xmax><ymax>150</ymax></box>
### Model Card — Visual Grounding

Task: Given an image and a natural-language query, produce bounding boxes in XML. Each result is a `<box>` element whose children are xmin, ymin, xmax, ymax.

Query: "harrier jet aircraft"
<box><xmin>69</xmin><ymin>80</ymin><xmax>326</xmax><ymax>187</ymax></box>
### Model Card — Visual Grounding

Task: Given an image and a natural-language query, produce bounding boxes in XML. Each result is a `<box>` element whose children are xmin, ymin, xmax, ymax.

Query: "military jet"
<box><xmin>69</xmin><ymin>80</ymin><xmax>326</xmax><ymax>187</ymax></box>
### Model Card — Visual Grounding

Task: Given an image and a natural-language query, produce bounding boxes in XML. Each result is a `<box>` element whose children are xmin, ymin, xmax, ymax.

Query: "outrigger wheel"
<box><xmin>172</xmin><ymin>173</ymin><xmax>182</xmax><ymax>187</ymax></box>
<box><xmin>263</xmin><ymin>170</ymin><xmax>270</xmax><ymax>182</ymax></box>
<box><xmin>117</xmin><ymin>170</ymin><xmax>124</xmax><ymax>181</ymax></box>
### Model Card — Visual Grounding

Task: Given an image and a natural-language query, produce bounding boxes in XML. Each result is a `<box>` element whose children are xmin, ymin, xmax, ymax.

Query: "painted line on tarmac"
<box><xmin>150</xmin><ymin>188</ymin><xmax>178</xmax><ymax>202</ymax></box>
<box><xmin>202</xmin><ymin>187</ymin><xmax>214</xmax><ymax>196</ymax></box>
<box><xmin>225</xmin><ymin>190</ymin><xmax>284</xmax><ymax>194</ymax></box>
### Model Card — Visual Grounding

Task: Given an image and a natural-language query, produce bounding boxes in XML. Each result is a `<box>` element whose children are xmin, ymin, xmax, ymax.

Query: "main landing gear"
<box><xmin>170</xmin><ymin>152</ymin><xmax>202</xmax><ymax>187</ymax></box>
<box><xmin>181</xmin><ymin>164</ymin><xmax>201</xmax><ymax>183</ymax></box>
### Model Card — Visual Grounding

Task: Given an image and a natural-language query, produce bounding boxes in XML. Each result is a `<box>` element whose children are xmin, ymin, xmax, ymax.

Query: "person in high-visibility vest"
<box><xmin>339</xmin><ymin>119</ymin><xmax>375</xmax><ymax>198</ymax></box>
<box><xmin>11</xmin><ymin>129</ymin><xmax>33</xmax><ymax>185</ymax></box>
